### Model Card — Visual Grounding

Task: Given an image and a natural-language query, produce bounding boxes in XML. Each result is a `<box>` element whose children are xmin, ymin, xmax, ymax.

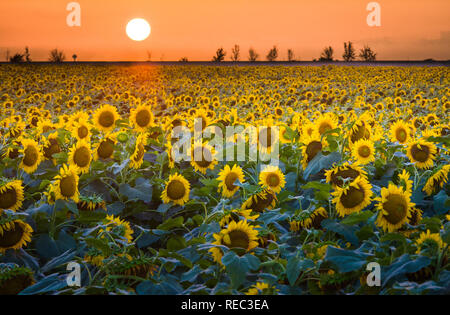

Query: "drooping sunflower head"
<box><xmin>77</xmin><ymin>194</ymin><xmax>107</xmax><ymax>212</ymax></box>
<box><xmin>94</xmin><ymin>133</ymin><xmax>117</xmax><ymax>161</ymax></box>
<box><xmin>209</xmin><ymin>220</ymin><xmax>259</xmax><ymax>263</ymax></box>
<box><xmin>0</xmin><ymin>264</ymin><xmax>35</xmax><ymax>295</ymax></box>
<box><xmin>246</xmin><ymin>281</ymin><xmax>278</xmax><ymax>295</ymax></box>
<box><xmin>19</xmin><ymin>138</ymin><xmax>42</xmax><ymax>174</ymax></box>
<box><xmin>351</xmin><ymin>139</ymin><xmax>375</xmax><ymax>165</ymax></box>
<box><xmin>219</xmin><ymin>209</ymin><xmax>259</xmax><ymax>227</ymax></box>
<box><xmin>325</xmin><ymin>162</ymin><xmax>367</xmax><ymax>188</ymax></box>
<box><xmin>161</xmin><ymin>173</ymin><xmax>191</xmax><ymax>206</ymax></box>
<box><xmin>406</xmin><ymin>140</ymin><xmax>437</xmax><ymax>170</ymax></box>
<box><xmin>301</xmin><ymin>132</ymin><xmax>327</xmax><ymax>170</ymax></box>
<box><xmin>396</xmin><ymin>169</ymin><xmax>413</xmax><ymax>195</ymax></box>
<box><xmin>100</xmin><ymin>215</ymin><xmax>134</xmax><ymax>244</ymax></box>
<box><xmin>129</xmin><ymin>133</ymin><xmax>147</xmax><ymax>169</ymax></box>
<box><xmin>0</xmin><ymin>179</ymin><xmax>24</xmax><ymax>213</ymax></box>
<box><xmin>217</xmin><ymin>164</ymin><xmax>245</xmax><ymax>198</ymax></box>
<box><xmin>130</xmin><ymin>104</ymin><xmax>154</xmax><ymax>132</ymax></box>
<box><xmin>331</xmin><ymin>176</ymin><xmax>373</xmax><ymax>217</ymax></box>
<box><xmin>415</xmin><ymin>230</ymin><xmax>445</xmax><ymax>256</ymax></box>
<box><xmin>258</xmin><ymin>165</ymin><xmax>286</xmax><ymax>194</ymax></box>
<box><xmin>241</xmin><ymin>188</ymin><xmax>277</xmax><ymax>213</ymax></box>
<box><xmin>190</xmin><ymin>140</ymin><xmax>218</xmax><ymax>174</ymax></box>
<box><xmin>68</xmin><ymin>139</ymin><xmax>92</xmax><ymax>174</ymax></box>
<box><xmin>0</xmin><ymin>218</ymin><xmax>33</xmax><ymax>254</ymax></box>
<box><xmin>348</xmin><ymin>119</ymin><xmax>372</xmax><ymax>144</ymax></box>
<box><xmin>375</xmin><ymin>184</ymin><xmax>414</xmax><ymax>232</ymax></box>
<box><xmin>42</xmin><ymin>133</ymin><xmax>62</xmax><ymax>162</ymax></box>
<box><xmin>54</xmin><ymin>164</ymin><xmax>80</xmax><ymax>203</ymax></box>
<box><xmin>93</xmin><ymin>104</ymin><xmax>120</xmax><ymax>132</ymax></box>
<box><xmin>423</xmin><ymin>165</ymin><xmax>450</xmax><ymax>196</ymax></box>
<box><xmin>290</xmin><ymin>207</ymin><xmax>329</xmax><ymax>231</ymax></box>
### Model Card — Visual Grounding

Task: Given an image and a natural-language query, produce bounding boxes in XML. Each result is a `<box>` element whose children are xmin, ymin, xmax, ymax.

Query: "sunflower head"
<box><xmin>130</xmin><ymin>104</ymin><xmax>154</xmax><ymax>132</ymax></box>
<box><xmin>406</xmin><ymin>140</ymin><xmax>437</xmax><ymax>170</ymax></box>
<box><xmin>325</xmin><ymin>163</ymin><xmax>367</xmax><ymax>188</ymax></box>
<box><xmin>415</xmin><ymin>230</ymin><xmax>445</xmax><ymax>256</ymax></box>
<box><xmin>191</xmin><ymin>140</ymin><xmax>217</xmax><ymax>174</ymax></box>
<box><xmin>241</xmin><ymin>189</ymin><xmax>277</xmax><ymax>213</ymax></box>
<box><xmin>68</xmin><ymin>139</ymin><xmax>92</xmax><ymax>174</ymax></box>
<box><xmin>258</xmin><ymin>165</ymin><xmax>286</xmax><ymax>194</ymax></box>
<box><xmin>301</xmin><ymin>132</ymin><xmax>327</xmax><ymax>170</ymax></box>
<box><xmin>351</xmin><ymin>139</ymin><xmax>375</xmax><ymax>165</ymax></box>
<box><xmin>0</xmin><ymin>179</ymin><xmax>24</xmax><ymax>213</ymax></box>
<box><xmin>0</xmin><ymin>264</ymin><xmax>35</xmax><ymax>295</ymax></box>
<box><xmin>19</xmin><ymin>138</ymin><xmax>42</xmax><ymax>174</ymax></box>
<box><xmin>54</xmin><ymin>164</ymin><xmax>80</xmax><ymax>203</ymax></box>
<box><xmin>129</xmin><ymin>133</ymin><xmax>148</xmax><ymax>169</ymax></box>
<box><xmin>94</xmin><ymin>133</ymin><xmax>117</xmax><ymax>161</ymax></box>
<box><xmin>217</xmin><ymin>164</ymin><xmax>245</xmax><ymax>198</ymax></box>
<box><xmin>77</xmin><ymin>194</ymin><xmax>106</xmax><ymax>211</ymax></box>
<box><xmin>161</xmin><ymin>173</ymin><xmax>191</xmax><ymax>206</ymax></box>
<box><xmin>0</xmin><ymin>218</ymin><xmax>33</xmax><ymax>254</ymax></box>
<box><xmin>290</xmin><ymin>207</ymin><xmax>329</xmax><ymax>231</ymax></box>
<box><xmin>93</xmin><ymin>104</ymin><xmax>120</xmax><ymax>132</ymax></box>
<box><xmin>331</xmin><ymin>176</ymin><xmax>373</xmax><ymax>217</ymax></box>
<box><xmin>100</xmin><ymin>215</ymin><xmax>133</xmax><ymax>244</ymax></box>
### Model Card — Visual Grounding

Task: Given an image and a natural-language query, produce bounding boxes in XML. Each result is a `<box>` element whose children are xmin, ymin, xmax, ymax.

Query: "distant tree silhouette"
<box><xmin>212</xmin><ymin>48</ymin><xmax>226</xmax><ymax>62</ymax></box>
<box><xmin>179</xmin><ymin>57</ymin><xmax>189</xmax><ymax>63</ymax></box>
<box><xmin>49</xmin><ymin>49</ymin><xmax>66</xmax><ymax>63</ymax></box>
<box><xmin>231</xmin><ymin>44</ymin><xmax>240</xmax><ymax>62</ymax></box>
<box><xmin>24</xmin><ymin>47</ymin><xmax>31</xmax><ymax>62</ymax></box>
<box><xmin>248</xmin><ymin>48</ymin><xmax>259</xmax><ymax>62</ymax></box>
<box><xmin>343</xmin><ymin>42</ymin><xmax>356</xmax><ymax>61</ymax></box>
<box><xmin>5</xmin><ymin>49</ymin><xmax>10</xmax><ymax>62</ymax></box>
<box><xmin>72</xmin><ymin>54</ymin><xmax>78</xmax><ymax>62</ymax></box>
<box><xmin>10</xmin><ymin>53</ymin><xmax>24</xmax><ymax>63</ymax></box>
<box><xmin>266</xmin><ymin>46</ymin><xmax>278</xmax><ymax>62</ymax></box>
<box><xmin>147</xmin><ymin>51</ymin><xmax>152</xmax><ymax>62</ymax></box>
<box><xmin>287</xmin><ymin>49</ymin><xmax>295</xmax><ymax>62</ymax></box>
<box><xmin>319</xmin><ymin>46</ymin><xmax>334</xmax><ymax>61</ymax></box>
<box><xmin>359</xmin><ymin>45</ymin><xmax>377</xmax><ymax>61</ymax></box>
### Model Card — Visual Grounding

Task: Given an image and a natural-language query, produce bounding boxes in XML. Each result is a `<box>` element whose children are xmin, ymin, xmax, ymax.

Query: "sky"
<box><xmin>0</xmin><ymin>0</ymin><xmax>449</xmax><ymax>61</ymax></box>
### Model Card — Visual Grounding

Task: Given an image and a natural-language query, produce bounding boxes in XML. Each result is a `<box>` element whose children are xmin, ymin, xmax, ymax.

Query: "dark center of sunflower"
<box><xmin>0</xmin><ymin>222</ymin><xmax>24</xmax><ymax>248</ymax></box>
<box><xmin>382</xmin><ymin>194</ymin><xmax>407</xmax><ymax>224</ymax></box>
<box><xmin>357</xmin><ymin>145</ymin><xmax>371</xmax><ymax>158</ymax></box>
<box><xmin>193</xmin><ymin>147</ymin><xmax>212</xmax><ymax>168</ymax></box>
<box><xmin>396</xmin><ymin>128</ymin><xmax>407</xmax><ymax>143</ymax></box>
<box><xmin>227</xmin><ymin>230</ymin><xmax>250</xmax><ymax>249</ymax></box>
<box><xmin>136</xmin><ymin>109</ymin><xmax>151</xmax><ymax>127</ymax></box>
<box><xmin>331</xmin><ymin>169</ymin><xmax>360</xmax><ymax>187</ymax></box>
<box><xmin>167</xmin><ymin>180</ymin><xmax>186</xmax><ymax>200</ymax></box>
<box><xmin>340</xmin><ymin>186</ymin><xmax>365</xmax><ymax>209</ymax></box>
<box><xmin>74</xmin><ymin>147</ymin><xmax>90</xmax><ymax>167</ymax></box>
<box><xmin>60</xmin><ymin>175</ymin><xmax>77</xmax><ymax>197</ymax></box>
<box><xmin>306</xmin><ymin>141</ymin><xmax>322</xmax><ymax>163</ymax></box>
<box><xmin>266</xmin><ymin>173</ymin><xmax>280</xmax><ymax>187</ymax></box>
<box><xmin>98</xmin><ymin>139</ymin><xmax>114</xmax><ymax>159</ymax></box>
<box><xmin>0</xmin><ymin>188</ymin><xmax>17</xmax><ymax>209</ymax></box>
<box><xmin>98</xmin><ymin>111</ymin><xmax>115</xmax><ymax>128</ymax></box>
<box><xmin>225</xmin><ymin>172</ymin><xmax>239</xmax><ymax>191</ymax></box>
<box><xmin>319</xmin><ymin>122</ymin><xmax>332</xmax><ymax>135</ymax></box>
<box><xmin>410</xmin><ymin>144</ymin><xmax>430</xmax><ymax>162</ymax></box>
<box><xmin>78</xmin><ymin>126</ymin><xmax>88</xmax><ymax>139</ymax></box>
<box><xmin>276</xmin><ymin>109</ymin><xmax>283</xmax><ymax>116</ymax></box>
<box><xmin>23</xmin><ymin>146</ymin><xmax>38</xmax><ymax>166</ymax></box>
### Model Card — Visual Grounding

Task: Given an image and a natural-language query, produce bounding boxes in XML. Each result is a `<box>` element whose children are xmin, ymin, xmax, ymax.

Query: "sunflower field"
<box><xmin>0</xmin><ymin>64</ymin><xmax>449</xmax><ymax>295</ymax></box>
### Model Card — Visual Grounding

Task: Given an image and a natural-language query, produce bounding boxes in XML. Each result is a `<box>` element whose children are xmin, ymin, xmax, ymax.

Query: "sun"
<box><xmin>126</xmin><ymin>18</ymin><xmax>151</xmax><ymax>41</ymax></box>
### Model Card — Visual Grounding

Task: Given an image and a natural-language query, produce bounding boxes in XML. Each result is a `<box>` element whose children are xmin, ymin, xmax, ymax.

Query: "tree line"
<box><xmin>4</xmin><ymin>47</ymin><xmax>78</xmax><ymax>63</ymax></box>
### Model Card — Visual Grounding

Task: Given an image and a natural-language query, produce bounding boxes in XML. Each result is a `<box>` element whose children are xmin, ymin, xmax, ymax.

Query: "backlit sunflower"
<box><xmin>93</xmin><ymin>104</ymin><xmax>119</xmax><ymax>133</ymax></box>
<box><xmin>315</xmin><ymin>113</ymin><xmax>338</xmax><ymax>136</ymax></box>
<box><xmin>94</xmin><ymin>133</ymin><xmax>117</xmax><ymax>161</ymax></box>
<box><xmin>217</xmin><ymin>164</ymin><xmax>245</xmax><ymax>198</ymax></box>
<box><xmin>219</xmin><ymin>209</ymin><xmax>259</xmax><ymax>227</ymax></box>
<box><xmin>42</xmin><ymin>133</ymin><xmax>61</xmax><ymax>163</ymax></box>
<box><xmin>290</xmin><ymin>207</ymin><xmax>328</xmax><ymax>231</ymax></box>
<box><xmin>68</xmin><ymin>139</ymin><xmax>92</xmax><ymax>174</ymax></box>
<box><xmin>258</xmin><ymin>165</ymin><xmax>286</xmax><ymax>194</ymax></box>
<box><xmin>397</xmin><ymin>169</ymin><xmax>413</xmax><ymax>194</ymax></box>
<box><xmin>351</xmin><ymin>139</ymin><xmax>375</xmax><ymax>165</ymax></box>
<box><xmin>209</xmin><ymin>220</ymin><xmax>259</xmax><ymax>263</ymax></box>
<box><xmin>241</xmin><ymin>189</ymin><xmax>277</xmax><ymax>213</ymax></box>
<box><xmin>348</xmin><ymin>119</ymin><xmax>372</xmax><ymax>145</ymax></box>
<box><xmin>406</xmin><ymin>139</ymin><xmax>437</xmax><ymax>169</ymax></box>
<box><xmin>423</xmin><ymin>165</ymin><xmax>450</xmax><ymax>196</ymax></box>
<box><xmin>130</xmin><ymin>104</ymin><xmax>154</xmax><ymax>132</ymax></box>
<box><xmin>301</xmin><ymin>132</ymin><xmax>327</xmax><ymax>169</ymax></box>
<box><xmin>0</xmin><ymin>179</ymin><xmax>24</xmax><ymax>213</ymax></box>
<box><xmin>190</xmin><ymin>140</ymin><xmax>217</xmax><ymax>174</ymax></box>
<box><xmin>325</xmin><ymin>162</ymin><xmax>367</xmax><ymax>188</ymax></box>
<box><xmin>415</xmin><ymin>230</ymin><xmax>445</xmax><ymax>255</ymax></box>
<box><xmin>19</xmin><ymin>138</ymin><xmax>41</xmax><ymax>174</ymax></box>
<box><xmin>331</xmin><ymin>176</ymin><xmax>372</xmax><ymax>217</ymax></box>
<box><xmin>129</xmin><ymin>133</ymin><xmax>147</xmax><ymax>169</ymax></box>
<box><xmin>375</xmin><ymin>184</ymin><xmax>414</xmax><ymax>232</ymax></box>
<box><xmin>71</xmin><ymin>120</ymin><xmax>91</xmax><ymax>141</ymax></box>
<box><xmin>161</xmin><ymin>173</ymin><xmax>190</xmax><ymax>206</ymax></box>
<box><xmin>390</xmin><ymin>120</ymin><xmax>411</xmax><ymax>144</ymax></box>
<box><xmin>54</xmin><ymin>164</ymin><xmax>80</xmax><ymax>203</ymax></box>
<box><xmin>99</xmin><ymin>215</ymin><xmax>134</xmax><ymax>243</ymax></box>
<box><xmin>0</xmin><ymin>219</ymin><xmax>33</xmax><ymax>253</ymax></box>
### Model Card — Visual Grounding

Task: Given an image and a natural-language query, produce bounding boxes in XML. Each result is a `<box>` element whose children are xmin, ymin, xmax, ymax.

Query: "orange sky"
<box><xmin>1</xmin><ymin>0</ymin><xmax>449</xmax><ymax>61</ymax></box>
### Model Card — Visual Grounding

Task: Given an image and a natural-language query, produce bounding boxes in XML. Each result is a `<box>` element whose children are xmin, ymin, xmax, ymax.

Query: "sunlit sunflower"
<box><xmin>415</xmin><ymin>230</ymin><xmax>445</xmax><ymax>255</ymax></box>
<box><xmin>423</xmin><ymin>165</ymin><xmax>450</xmax><ymax>196</ymax></box>
<box><xmin>100</xmin><ymin>215</ymin><xmax>133</xmax><ymax>243</ymax></box>
<box><xmin>94</xmin><ymin>133</ymin><xmax>117</xmax><ymax>161</ymax></box>
<box><xmin>129</xmin><ymin>133</ymin><xmax>147</xmax><ymax>169</ymax></box>
<box><xmin>219</xmin><ymin>209</ymin><xmax>259</xmax><ymax>227</ymax></box>
<box><xmin>300</xmin><ymin>132</ymin><xmax>327</xmax><ymax>169</ymax></box>
<box><xmin>279</xmin><ymin>125</ymin><xmax>294</xmax><ymax>144</ymax></box>
<box><xmin>331</xmin><ymin>176</ymin><xmax>372</xmax><ymax>217</ymax></box>
<box><xmin>217</xmin><ymin>164</ymin><xmax>245</xmax><ymax>198</ymax></box>
<box><xmin>406</xmin><ymin>139</ymin><xmax>437</xmax><ymax>169</ymax></box>
<box><xmin>19</xmin><ymin>138</ymin><xmax>42</xmax><ymax>174</ymax></box>
<box><xmin>290</xmin><ymin>207</ymin><xmax>328</xmax><ymax>231</ymax></box>
<box><xmin>130</xmin><ymin>104</ymin><xmax>154</xmax><ymax>132</ymax></box>
<box><xmin>246</xmin><ymin>281</ymin><xmax>278</xmax><ymax>295</ymax></box>
<box><xmin>68</xmin><ymin>139</ymin><xmax>92</xmax><ymax>174</ymax></box>
<box><xmin>93</xmin><ymin>104</ymin><xmax>120</xmax><ymax>133</ymax></box>
<box><xmin>325</xmin><ymin>162</ymin><xmax>367</xmax><ymax>188</ymax></box>
<box><xmin>54</xmin><ymin>164</ymin><xmax>80</xmax><ymax>203</ymax></box>
<box><xmin>42</xmin><ymin>133</ymin><xmax>61</xmax><ymax>163</ymax></box>
<box><xmin>315</xmin><ymin>113</ymin><xmax>338</xmax><ymax>136</ymax></box>
<box><xmin>375</xmin><ymin>184</ymin><xmax>414</xmax><ymax>232</ymax></box>
<box><xmin>209</xmin><ymin>220</ymin><xmax>259</xmax><ymax>263</ymax></box>
<box><xmin>351</xmin><ymin>139</ymin><xmax>375</xmax><ymax>165</ymax></box>
<box><xmin>348</xmin><ymin>119</ymin><xmax>372</xmax><ymax>144</ymax></box>
<box><xmin>71</xmin><ymin>120</ymin><xmax>91</xmax><ymax>141</ymax></box>
<box><xmin>0</xmin><ymin>179</ymin><xmax>24</xmax><ymax>213</ymax></box>
<box><xmin>408</xmin><ymin>207</ymin><xmax>423</xmax><ymax>226</ymax></box>
<box><xmin>0</xmin><ymin>219</ymin><xmax>33</xmax><ymax>253</ymax></box>
<box><xmin>397</xmin><ymin>169</ymin><xmax>413</xmax><ymax>194</ymax></box>
<box><xmin>190</xmin><ymin>140</ymin><xmax>217</xmax><ymax>174</ymax></box>
<box><xmin>258</xmin><ymin>165</ymin><xmax>286</xmax><ymax>194</ymax></box>
<box><xmin>161</xmin><ymin>173</ymin><xmax>190</xmax><ymax>206</ymax></box>
<box><xmin>390</xmin><ymin>120</ymin><xmax>411</xmax><ymax>144</ymax></box>
<box><xmin>241</xmin><ymin>189</ymin><xmax>277</xmax><ymax>213</ymax></box>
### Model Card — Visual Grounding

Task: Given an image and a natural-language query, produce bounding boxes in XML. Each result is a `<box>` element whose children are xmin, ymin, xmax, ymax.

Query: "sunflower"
<box><xmin>190</xmin><ymin>140</ymin><xmax>217</xmax><ymax>174</ymax></box>
<box><xmin>415</xmin><ymin>230</ymin><xmax>445</xmax><ymax>255</ymax></box>
<box><xmin>408</xmin><ymin>207</ymin><xmax>423</xmax><ymax>226</ymax></box>
<box><xmin>0</xmin><ymin>179</ymin><xmax>24</xmax><ymax>213</ymax></box>
<box><xmin>19</xmin><ymin>138</ymin><xmax>42</xmax><ymax>174</ymax></box>
<box><xmin>209</xmin><ymin>220</ymin><xmax>259</xmax><ymax>263</ymax></box>
<box><xmin>93</xmin><ymin>104</ymin><xmax>120</xmax><ymax>133</ymax></box>
<box><xmin>161</xmin><ymin>173</ymin><xmax>190</xmax><ymax>206</ymax></box>
<box><xmin>68</xmin><ymin>139</ymin><xmax>92</xmax><ymax>174</ymax></box>
<box><xmin>219</xmin><ymin>209</ymin><xmax>259</xmax><ymax>227</ymax></box>
<box><xmin>397</xmin><ymin>169</ymin><xmax>413</xmax><ymax>194</ymax></box>
<box><xmin>331</xmin><ymin>176</ymin><xmax>372</xmax><ymax>217</ymax></box>
<box><xmin>406</xmin><ymin>139</ymin><xmax>437</xmax><ymax>169</ymax></box>
<box><xmin>77</xmin><ymin>194</ymin><xmax>106</xmax><ymax>211</ymax></box>
<box><xmin>375</xmin><ymin>184</ymin><xmax>414</xmax><ymax>232</ymax></box>
<box><xmin>0</xmin><ymin>265</ymin><xmax>35</xmax><ymax>295</ymax></box>
<box><xmin>351</xmin><ymin>139</ymin><xmax>375</xmax><ymax>165</ymax></box>
<box><xmin>325</xmin><ymin>162</ymin><xmax>367</xmax><ymax>188</ymax></box>
<box><xmin>0</xmin><ymin>219</ymin><xmax>33</xmax><ymax>253</ymax></box>
<box><xmin>130</xmin><ymin>104</ymin><xmax>154</xmax><ymax>132</ymax></box>
<box><xmin>241</xmin><ymin>189</ymin><xmax>277</xmax><ymax>213</ymax></box>
<box><xmin>100</xmin><ymin>215</ymin><xmax>134</xmax><ymax>243</ymax></box>
<box><xmin>301</xmin><ymin>132</ymin><xmax>327</xmax><ymax>169</ymax></box>
<box><xmin>348</xmin><ymin>119</ymin><xmax>372</xmax><ymax>144</ymax></box>
<box><xmin>390</xmin><ymin>121</ymin><xmax>411</xmax><ymax>144</ymax></box>
<box><xmin>315</xmin><ymin>113</ymin><xmax>338</xmax><ymax>136</ymax></box>
<box><xmin>246</xmin><ymin>281</ymin><xmax>277</xmax><ymax>295</ymax></box>
<box><xmin>290</xmin><ymin>207</ymin><xmax>328</xmax><ymax>231</ymax></box>
<box><xmin>258</xmin><ymin>165</ymin><xmax>286</xmax><ymax>194</ymax></box>
<box><xmin>129</xmin><ymin>133</ymin><xmax>147</xmax><ymax>169</ymax></box>
<box><xmin>423</xmin><ymin>165</ymin><xmax>450</xmax><ymax>196</ymax></box>
<box><xmin>94</xmin><ymin>133</ymin><xmax>117</xmax><ymax>160</ymax></box>
<box><xmin>279</xmin><ymin>125</ymin><xmax>294</xmax><ymax>144</ymax></box>
<box><xmin>217</xmin><ymin>164</ymin><xmax>245</xmax><ymax>198</ymax></box>
<box><xmin>71</xmin><ymin>120</ymin><xmax>91</xmax><ymax>141</ymax></box>
<box><xmin>42</xmin><ymin>133</ymin><xmax>61</xmax><ymax>163</ymax></box>
<box><xmin>54</xmin><ymin>164</ymin><xmax>80</xmax><ymax>203</ymax></box>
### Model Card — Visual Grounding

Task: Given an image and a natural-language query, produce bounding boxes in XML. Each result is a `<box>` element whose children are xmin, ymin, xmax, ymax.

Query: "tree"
<box><xmin>24</xmin><ymin>47</ymin><xmax>31</xmax><ymax>62</ymax></box>
<box><xmin>5</xmin><ymin>49</ymin><xmax>10</xmax><ymax>62</ymax></box>
<box><xmin>72</xmin><ymin>54</ymin><xmax>78</xmax><ymax>62</ymax></box>
<box><xmin>49</xmin><ymin>49</ymin><xmax>66</xmax><ymax>63</ymax></box>
<box><xmin>359</xmin><ymin>45</ymin><xmax>377</xmax><ymax>61</ymax></box>
<box><xmin>287</xmin><ymin>49</ymin><xmax>295</xmax><ymax>62</ymax></box>
<box><xmin>342</xmin><ymin>41</ymin><xmax>356</xmax><ymax>62</ymax></box>
<box><xmin>248</xmin><ymin>48</ymin><xmax>259</xmax><ymax>62</ymax></box>
<box><xmin>147</xmin><ymin>51</ymin><xmax>152</xmax><ymax>62</ymax></box>
<box><xmin>231</xmin><ymin>44</ymin><xmax>240</xmax><ymax>62</ymax></box>
<box><xmin>266</xmin><ymin>46</ymin><xmax>278</xmax><ymax>62</ymax></box>
<box><xmin>212</xmin><ymin>48</ymin><xmax>226</xmax><ymax>62</ymax></box>
<box><xmin>319</xmin><ymin>46</ymin><xmax>334</xmax><ymax>61</ymax></box>
<box><xmin>10</xmin><ymin>53</ymin><xmax>24</xmax><ymax>63</ymax></box>
<box><xmin>179</xmin><ymin>57</ymin><xmax>189</xmax><ymax>63</ymax></box>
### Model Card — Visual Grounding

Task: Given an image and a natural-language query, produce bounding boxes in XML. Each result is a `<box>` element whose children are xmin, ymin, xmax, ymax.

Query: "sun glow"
<box><xmin>126</xmin><ymin>18</ymin><xmax>151</xmax><ymax>41</ymax></box>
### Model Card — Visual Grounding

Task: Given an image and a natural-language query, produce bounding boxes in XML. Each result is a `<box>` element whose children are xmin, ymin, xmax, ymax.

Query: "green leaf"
<box><xmin>324</xmin><ymin>246</ymin><xmax>372</xmax><ymax>273</ymax></box>
<box><xmin>340</xmin><ymin>211</ymin><xmax>374</xmax><ymax>225</ymax></box>
<box><xmin>321</xmin><ymin>219</ymin><xmax>359</xmax><ymax>246</ymax></box>
<box><xmin>286</xmin><ymin>256</ymin><xmax>314</xmax><ymax>286</ymax></box>
<box><xmin>157</xmin><ymin>216</ymin><xmax>184</xmax><ymax>230</ymax></box>
<box><xmin>85</xmin><ymin>238</ymin><xmax>112</xmax><ymax>256</ymax></box>
<box><xmin>222</xmin><ymin>251</ymin><xmax>261</xmax><ymax>289</ymax></box>
<box><xmin>303</xmin><ymin>152</ymin><xmax>341</xmax><ymax>180</ymax></box>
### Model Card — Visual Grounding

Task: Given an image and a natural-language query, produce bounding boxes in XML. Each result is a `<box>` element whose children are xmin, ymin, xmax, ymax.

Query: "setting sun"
<box><xmin>126</xmin><ymin>18</ymin><xmax>151</xmax><ymax>41</ymax></box>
